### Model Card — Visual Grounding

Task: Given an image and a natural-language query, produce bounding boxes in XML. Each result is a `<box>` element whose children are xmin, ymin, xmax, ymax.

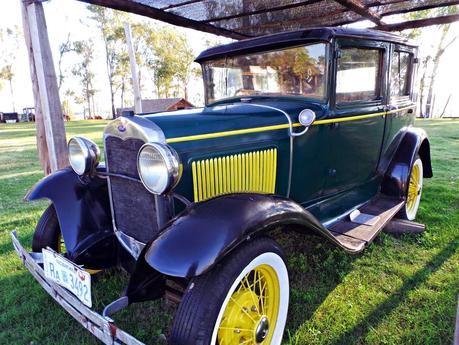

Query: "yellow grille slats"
<box><xmin>192</xmin><ymin>148</ymin><xmax>278</xmax><ymax>202</ymax></box>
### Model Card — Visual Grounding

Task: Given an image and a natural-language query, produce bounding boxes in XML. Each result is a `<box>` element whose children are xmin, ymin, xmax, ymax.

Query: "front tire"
<box><xmin>170</xmin><ymin>237</ymin><xmax>289</xmax><ymax>345</ymax></box>
<box><xmin>399</xmin><ymin>156</ymin><xmax>423</xmax><ymax>220</ymax></box>
<box><xmin>32</xmin><ymin>204</ymin><xmax>63</xmax><ymax>253</ymax></box>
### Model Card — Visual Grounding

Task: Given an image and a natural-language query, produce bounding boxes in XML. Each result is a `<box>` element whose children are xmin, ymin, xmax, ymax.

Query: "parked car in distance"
<box><xmin>12</xmin><ymin>27</ymin><xmax>432</xmax><ymax>345</ymax></box>
<box><xmin>0</xmin><ymin>112</ymin><xmax>19</xmax><ymax>123</ymax></box>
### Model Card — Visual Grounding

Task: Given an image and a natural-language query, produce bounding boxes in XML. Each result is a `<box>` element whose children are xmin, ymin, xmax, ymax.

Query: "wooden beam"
<box><xmin>376</xmin><ymin>0</ymin><xmax>459</xmax><ymax>18</ymax></box>
<box><xmin>26</xmin><ymin>1</ymin><xmax>68</xmax><ymax>171</ymax></box>
<box><xmin>78</xmin><ymin>0</ymin><xmax>249</xmax><ymax>40</ymax></box>
<box><xmin>334</xmin><ymin>0</ymin><xmax>383</xmax><ymax>25</ymax></box>
<box><xmin>160</xmin><ymin>0</ymin><xmax>204</xmax><ymax>10</ymax></box>
<box><xmin>20</xmin><ymin>0</ymin><xmax>51</xmax><ymax>174</ymax></box>
<box><xmin>375</xmin><ymin>13</ymin><xmax>459</xmax><ymax>31</ymax></box>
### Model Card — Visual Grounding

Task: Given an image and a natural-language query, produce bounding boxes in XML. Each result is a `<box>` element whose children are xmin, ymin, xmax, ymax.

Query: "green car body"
<box><xmin>13</xmin><ymin>27</ymin><xmax>433</xmax><ymax>344</ymax></box>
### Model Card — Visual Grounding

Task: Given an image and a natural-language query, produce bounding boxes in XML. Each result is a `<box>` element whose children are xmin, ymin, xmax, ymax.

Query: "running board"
<box><xmin>327</xmin><ymin>196</ymin><xmax>404</xmax><ymax>253</ymax></box>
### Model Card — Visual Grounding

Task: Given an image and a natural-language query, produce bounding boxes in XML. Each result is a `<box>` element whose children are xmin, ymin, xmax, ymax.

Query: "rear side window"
<box><xmin>391</xmin><ymin>51</ymin><xmax>412</xmax><ymax>97</ymax></box>
<box><xmin>336</xmin><ymin>47</ymin><xmax>382</xmax><ymax>103</ymax></box>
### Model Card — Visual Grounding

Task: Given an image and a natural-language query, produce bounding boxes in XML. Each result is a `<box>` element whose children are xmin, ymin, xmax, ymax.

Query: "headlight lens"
<box><xmin>68</xmin><ymin>136</ymin><xmax>100</xmax><ymax>175</ymax></box>
<box><xmin>137</xmin><ymin>143</ymin><xmax>180</xmax><ymax>194</ymax></box>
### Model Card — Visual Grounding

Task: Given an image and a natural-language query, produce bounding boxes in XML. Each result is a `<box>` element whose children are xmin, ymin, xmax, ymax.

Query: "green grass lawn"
<box><xmin>0</xmin><ymin>119</ymin><xmax>458</xmax><ymax>344</ymax></box>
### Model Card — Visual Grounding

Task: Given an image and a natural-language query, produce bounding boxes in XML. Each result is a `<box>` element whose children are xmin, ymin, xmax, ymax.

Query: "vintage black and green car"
<box><xmin>12</xmin><ymin>27</ymin><xmax>432</xmax><ymax>345</ymax></box>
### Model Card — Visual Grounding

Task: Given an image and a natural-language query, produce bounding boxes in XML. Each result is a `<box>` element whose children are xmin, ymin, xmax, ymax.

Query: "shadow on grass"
<box><xmin>329</xmin><ymin>235</ymin><xmax>459</xmax><ymax>345</ymax></box>
<box><xmin>278</xmin><ymin>231</ymin><xmax>357</xmax><ymax>334</ymax></box>
<box><xmin>0</xmin><ymin>262</ymin><xmax>173</xmax><ymax>344</ymax></box>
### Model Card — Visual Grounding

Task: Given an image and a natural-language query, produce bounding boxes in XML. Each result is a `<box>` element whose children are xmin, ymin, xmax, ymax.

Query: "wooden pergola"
<box><xmin>21</xmin><ymin>0</ymin><xmax>459</xmax><ymax>173</ymax></box>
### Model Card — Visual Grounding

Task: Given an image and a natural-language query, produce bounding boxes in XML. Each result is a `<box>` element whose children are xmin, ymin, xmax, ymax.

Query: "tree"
<box><xmin>0</xmin><ymin>65</ymin><xmax>14</xmax><ymax>111</ymax></box>
<box><xmin>0</xmin><ymin>26</ymin><xmax>21</xmax><ymax>112</ymax></box>
<box><xmin>145</xmin><ymin>27</ymin><xmax>197</xmax><ymax>99</ymax></box>
<box><xmin>404</xmin><ymin>6</ymin><xmax>458</xmax><ymax>117</ymax></box>
<box><xmin>87</xmin><ymin>5</ymin><xmax>130</xmax><ymax>118</ymax></box>
<box><xmin>57</xmin><ymin>33</ymin><xmax>74</xmax><ymax>93</ymax></box>
<box><xmin>72</xmin><ymin>40</ymin><xmax>97</xmax><ymax>119</ymax></box>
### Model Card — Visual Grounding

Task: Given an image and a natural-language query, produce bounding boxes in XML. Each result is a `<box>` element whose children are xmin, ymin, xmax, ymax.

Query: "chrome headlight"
<box><xmin>137</xmin><ymin>143</ymin><xmax>181</xmax><ymax>194</ymax></box>
<box><xmin>68</xmin><ymin>136</ymin><xmax>100</xmax><ymax>176</ymax></box>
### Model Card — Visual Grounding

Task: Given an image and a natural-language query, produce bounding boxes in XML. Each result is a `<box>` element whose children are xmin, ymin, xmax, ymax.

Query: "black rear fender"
<box><xmin>381</xmin><ymin>127</ymin><xmax>432</xmax><ymax>198</ymax></box>
<box><xmin>142</xmin><ymin>193</ymin><xmax>336</xmax><ymax>279</ymax></box>
<box><xmin>26</xmin><ymin>166</ymin><xmax>118</xmax><ymax>268</ymax></box>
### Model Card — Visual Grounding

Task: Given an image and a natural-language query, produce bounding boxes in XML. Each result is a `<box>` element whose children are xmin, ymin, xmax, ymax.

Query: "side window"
<box><xmin>336</xmin><ymin>47</ymin><xmax>382</xmax><ymax>103</ymax></box>
<box><xmin>391</xmin><ymin>50</ymin><xmax>412</xmax><ymax>98</ymax></box>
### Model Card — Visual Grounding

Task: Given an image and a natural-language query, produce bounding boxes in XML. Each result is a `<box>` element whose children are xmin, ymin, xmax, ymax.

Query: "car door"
<box><xmin>323</xmin><ymin>39</ymin><xmax>389</xmax><ymax>204</ymax></box>
<box><xmin>379</xmin><ymin>44</ymin><xmax>417</xmax><ymax>170</ymax></box>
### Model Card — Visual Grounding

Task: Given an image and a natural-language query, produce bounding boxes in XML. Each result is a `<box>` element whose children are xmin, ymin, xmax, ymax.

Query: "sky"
<box><xmin>0</xmin><ymin>1</ymin><xmax>458</xmax><ymax>117</ymax></box>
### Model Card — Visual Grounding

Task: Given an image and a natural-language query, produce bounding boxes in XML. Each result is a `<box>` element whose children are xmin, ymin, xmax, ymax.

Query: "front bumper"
<box><xmin>11</xmin><ymin>231</ymin><xmax>144</xmax><ymax>345</ymax></box>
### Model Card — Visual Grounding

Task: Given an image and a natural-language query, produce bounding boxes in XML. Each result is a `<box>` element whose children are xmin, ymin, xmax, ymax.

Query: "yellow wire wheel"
<box><xmin>217</xmin><ymin>264</ymin><xmax>280</xmax><ymax>345</ymax></box>
<box><xmin>170</xmin><ymin>238</ymin><xmax>289</xmax><ymax>345</ymax></box>
<box><xmin>210</xmin><ymin>247</ymin><xmax>289</xmax><ymax>345</ymax></box>
<box><xmin>405</xmin><ymin>157</ymin><xmax>423</xmax><ymax>220</ymax></box>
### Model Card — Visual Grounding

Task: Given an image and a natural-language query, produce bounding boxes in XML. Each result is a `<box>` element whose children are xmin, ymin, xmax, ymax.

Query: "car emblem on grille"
<box><xmin>118</xmin><ymin>124</ymin><xmax>126</xmax><ymax>132</ymax></box>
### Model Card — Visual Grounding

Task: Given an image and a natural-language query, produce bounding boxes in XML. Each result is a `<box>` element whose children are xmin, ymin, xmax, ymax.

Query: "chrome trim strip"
<box><xmin>115</xmin><ymin>231</ymin><xmax>146</xmax><ymax>259</ymax></box>
<box><xmin>322</xmin><ymin>201</ymin><xmax>368</xmax><ymax>228</ymax></box>
<box><xmin>103</xmin><ymin>115</ymin><xmax>166</xmax><ymax>259</ymax></box>
<box><xmin>103</xmin><ymin>115</ymin><xmax>166</xmax><ymax>143</ymax></box>
<box><xmin>243</xmin><ymin>103</ymin><xmax>295</xmax><ymax>197</ymax></box>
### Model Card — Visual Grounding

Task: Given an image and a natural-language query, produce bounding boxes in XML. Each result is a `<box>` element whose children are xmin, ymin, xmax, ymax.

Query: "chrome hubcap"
<box><xmin>255</xmin><ymin>316</ymin><xmax>270</xmax><ymax>343</ymax></box>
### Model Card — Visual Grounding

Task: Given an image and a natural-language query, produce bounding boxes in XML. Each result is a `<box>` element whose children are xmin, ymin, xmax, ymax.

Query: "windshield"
<box><xmin>203</xmin><ymin>43</ymin><xmax>328</xmax><ymax>104</ymax></box>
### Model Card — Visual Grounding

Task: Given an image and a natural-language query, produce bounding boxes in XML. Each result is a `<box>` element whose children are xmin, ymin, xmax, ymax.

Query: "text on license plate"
<box><xmin>42</xmin><ymin>248</ymin><xmax>92</xmax><ymax>307</ymax></box>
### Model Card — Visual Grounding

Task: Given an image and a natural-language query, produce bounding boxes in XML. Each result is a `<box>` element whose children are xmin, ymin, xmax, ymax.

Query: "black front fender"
<box><xmin>143</xmin><ymin>193</ymin><xmax>333</xmax><ymax>278</ymax></box>
<box><xmin>381</xmin><ymin>127</ymin><xmax>433</xmax><ymax>198</ymax></box>
<box><xmin>26</xmin><ymin>167</ymin><xmax>118</xmax><ymax>268</ymax></box>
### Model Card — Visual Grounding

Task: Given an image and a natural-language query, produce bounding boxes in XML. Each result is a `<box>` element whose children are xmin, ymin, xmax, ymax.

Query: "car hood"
<box><xmin>141</xmin><ymin>98</ymin><xmax>326</xmax><ymax>145</ymax></box>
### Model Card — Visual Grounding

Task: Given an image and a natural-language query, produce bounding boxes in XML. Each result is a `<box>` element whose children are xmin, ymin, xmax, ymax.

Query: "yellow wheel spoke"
<box><xmin>244</xmin><ymin>275</ymin><xmax>259</xmax><ymax>311</ymax></box>
<box><xmin>218</xmin><ymin>326</ymin><xmax>253</xmax><ymax>333</ymax></box>
<box><xmin>230</xmin><ymin>297</ymin><xmax>257</xmax><ymax>323</ymax></box>
<box><xmin>218</xmin><ymin>264</ymin><xmax>280</xmax><ymax>345</ymax></box>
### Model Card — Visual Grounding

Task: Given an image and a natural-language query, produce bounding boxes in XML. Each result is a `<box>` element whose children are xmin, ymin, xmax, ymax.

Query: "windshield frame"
<box><xmin>202</xmin><ymin>41</ymin><xmax>330</xmax><ymax>106</ymax></box>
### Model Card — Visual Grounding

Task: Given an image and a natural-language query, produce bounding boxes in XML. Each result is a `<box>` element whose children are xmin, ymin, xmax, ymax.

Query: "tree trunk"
<box><xmin>8</xmin><ymin>78</ymin><xmax>15</xmax><ymax>112</ymax></box>
<box><xmin>86</xmin><ymin>86</ymin><xmax>90</xmax><ymax>120</ymax></box>
<box><xmin>121</xmin><ymin>77</ymin><xmax>125</xmax><ymax>110</ymax></box>
<box><xmin>110</xmin><ymin>85</ymin><xmax>116</xmax><ymax>119</ymax></box>
<box><xmin>92</xmin><ymin>94</ymin><xmax>96</xmax><ymax>116</ymax></box>
<box><xmin>418</xmin><ymin>60</ymin><xmax>428</xmax><ymax>118</ymax></box>
<box><xmin>425</xmin><ymin>27</ymin><xmax>453</xmax><ymax>118</ymax></box>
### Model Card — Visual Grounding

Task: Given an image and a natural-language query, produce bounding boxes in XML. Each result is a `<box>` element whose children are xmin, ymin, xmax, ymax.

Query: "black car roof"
<box><xmin>195</xmin><ymin>27</ymin><xmax>416</xmax><ymax>63</ymax></box>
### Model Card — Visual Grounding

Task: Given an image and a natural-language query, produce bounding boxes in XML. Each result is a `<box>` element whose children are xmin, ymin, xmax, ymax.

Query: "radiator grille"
<box><xmin>191</xmin><ymin>149</ymin><xmax>277</xmax><ymax>202</ymax></box>
<box><xmin>105</xmin><ymin>136</ymin><xmax>159</xmax><ymax>243</ymax></box>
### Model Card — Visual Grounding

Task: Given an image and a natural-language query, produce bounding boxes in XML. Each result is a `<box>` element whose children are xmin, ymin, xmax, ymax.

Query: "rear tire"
<box><xmin>399</xmin><ymin>156</ymin><xmax>423</xmax><ymax>220</ymax></box>
<box><xmin>170</xmin><ymin>237</ymin><xmax>289</xmax><ymax>345</ymax></box>
<box><xmin>32</xmin><ymin>204</ymin><xmax>62</xmax><ymax>252</ymax></box>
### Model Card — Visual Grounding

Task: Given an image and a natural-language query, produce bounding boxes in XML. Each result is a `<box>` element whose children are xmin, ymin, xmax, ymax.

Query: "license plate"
<box><xmin>42</xmin><ymin>248</ymin><xmax>92</xmax><ymax>307</ymax></box>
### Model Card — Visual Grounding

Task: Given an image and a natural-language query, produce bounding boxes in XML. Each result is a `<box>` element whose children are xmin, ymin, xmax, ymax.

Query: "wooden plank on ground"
<box><xmin>383</xmin><ymin>219</ymin><xmax>425</xmax><ymax>234</ymax></box>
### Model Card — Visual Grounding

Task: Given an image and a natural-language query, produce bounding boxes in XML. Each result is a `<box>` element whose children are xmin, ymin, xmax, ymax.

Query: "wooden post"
<box><xmin>22</xmin><ymin>0</ymin><xmax>68</xmax><ymax>172</ymax></box>
<box><xmin>124</xmin><ymin>22</ymin><xmax>142</xmax><ymax>114</ymax></box>
<box><xmin>20</xmin><ymin>0</ymin><xmax>50</xmax><ymax>174</ymax></box>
